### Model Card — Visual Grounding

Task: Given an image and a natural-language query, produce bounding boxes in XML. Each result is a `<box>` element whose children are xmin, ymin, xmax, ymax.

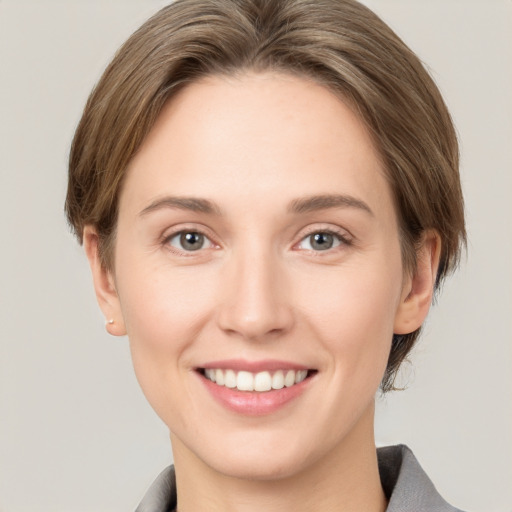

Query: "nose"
<box><xmin>216</xmin><ymin>247</ymin><xmax>294</xmax><ymax>342</ymax></box>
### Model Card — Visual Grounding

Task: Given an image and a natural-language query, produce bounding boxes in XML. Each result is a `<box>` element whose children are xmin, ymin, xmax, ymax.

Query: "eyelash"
<box><xmin>161</xmin><ymin>226</ymin><xmax>352</xmax><ymax>255</ymax></box>
<box><xmin>162</xmin><ymin>227</ymin><xmax>218</xmax><ymax>256</ymax></box>
<box><xmin>295</xmin><ymin>228</ymin><xmax>353</xmax><ymax>253</ymax></box>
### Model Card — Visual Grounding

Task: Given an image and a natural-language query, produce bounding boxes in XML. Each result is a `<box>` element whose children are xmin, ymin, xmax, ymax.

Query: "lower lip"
<box><xmin>198</xmin><ymin>373</ymin><xmax>313</xmax><ymax>416</ymax></box>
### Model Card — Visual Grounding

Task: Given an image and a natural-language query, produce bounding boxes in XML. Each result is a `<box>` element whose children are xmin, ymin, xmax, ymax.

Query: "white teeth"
<box><xmin>237</xmin><ymin>371</ymin><xmax>254</xmax><ymax>391</ymax></box>
<box><xmin>203</xmin><ymin>368</ymin><xmax>310</xmax><ymax>392</ymax></box>
<box><xmin>215</xmin><ymin>369</ymin><xmax>225</xmax><ymax>386</ymax></box>
<box><xmin>205</xmin><ymin>369</ymin><xmax>216</xmax><ymax>382</ymax></box>
<box><xmin>271</xmin><ymin>370</ymin><xmax>284</xmax><ymax>390</ymax></box>
<box><xmin>284</xmin><ymin>370</ymin><xmax>295</xmax><ymax>387</ymax></box>
<box><xmin>224</xmin><ymin>369</ymin><xmax>237</xmax><ymax>388</ymax></box>
<box><xmin>254</xmin><ymin>371</ymin><xmax>272</xmax><ymax>392</ymax></box>
<box><xmin>295</xmin><ymin>370</ymin><xmax>308</xmax><ymax>384</ymax></box>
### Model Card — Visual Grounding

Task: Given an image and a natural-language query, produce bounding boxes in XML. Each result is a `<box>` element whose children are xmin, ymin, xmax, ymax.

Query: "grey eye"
<box><xmin>299</xmin><ymin>232</ymin><xmax>342</xmax><ymax>251</ymax></box>
<box><xmin>168</xmin><ymin>231</ymin><xmax>213</xmax><ymax>252</ymax></box>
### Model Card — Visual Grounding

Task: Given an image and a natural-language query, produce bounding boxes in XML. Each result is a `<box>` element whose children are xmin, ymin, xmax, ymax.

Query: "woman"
<box><xmin>66</xmin><ymin>0</ymin><xmax>466</xmax><ymax>510</ymax></box>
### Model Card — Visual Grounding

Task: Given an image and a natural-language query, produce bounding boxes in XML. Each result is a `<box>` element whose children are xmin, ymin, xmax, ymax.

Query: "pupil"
<box><xmin>181</xmin><ymin>232</ymin><xmax>203</xmax><ymax>251</ymax></box>
<box><xmin>311</xmin><ymin>233</ymin><xmax>333</xmax><ymax>250</ymax></box>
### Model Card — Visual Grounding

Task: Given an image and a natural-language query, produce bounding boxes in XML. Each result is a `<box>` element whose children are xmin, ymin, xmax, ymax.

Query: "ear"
<box><xmin>394</xmin><ymin>230</ymin><xmax>441</xmax><ymax>335</ymax></box>
<box><xmin>83</xmin><ymin>226</ymin><xmax>126</xmax><ymax>336</ymax></box>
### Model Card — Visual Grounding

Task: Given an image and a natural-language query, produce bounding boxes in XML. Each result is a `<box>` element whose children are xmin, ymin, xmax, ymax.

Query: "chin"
<box><xmin>209</xmin><ymin>449</ymin><xmax>311</xmax><ymax>482</ymax></box>
<box><xmin>184</xmin><ymin>427</ymin><xmax>323</xmax><ymax>482</ymax></box>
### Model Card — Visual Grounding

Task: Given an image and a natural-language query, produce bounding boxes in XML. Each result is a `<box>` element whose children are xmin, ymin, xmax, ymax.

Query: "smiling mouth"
<box><xmin>199</xmin><ymin>368</ymin><xmax>315</xmax><ymax>392</ymax></box>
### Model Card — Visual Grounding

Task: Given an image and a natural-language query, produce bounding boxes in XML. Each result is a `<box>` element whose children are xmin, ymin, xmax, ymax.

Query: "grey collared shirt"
<box><xmin>135</xmin><ymin>445</ymin><xmax>465</xmax><ymax>512</ymax></box>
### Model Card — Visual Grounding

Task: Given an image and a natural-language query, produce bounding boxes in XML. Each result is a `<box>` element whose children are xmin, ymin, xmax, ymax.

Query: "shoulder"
<box><xmin>378</xmin><ymin>444</ymin><xmax>466</xmax><ymax>512</ymax></box>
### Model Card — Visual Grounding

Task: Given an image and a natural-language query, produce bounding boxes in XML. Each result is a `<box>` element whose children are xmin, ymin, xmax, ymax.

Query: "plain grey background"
<box><xmin>1</xmin><ymin>1</ymin><xmax>511</xmax><ymax>511</ymax></box>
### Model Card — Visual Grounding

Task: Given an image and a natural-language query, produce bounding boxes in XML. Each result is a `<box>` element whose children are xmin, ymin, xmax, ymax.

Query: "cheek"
<box><xmin>115</xmin><ymin>257</ymin><xmax>219</xmax><ymax>411</ymax></box>
<box><xmin>297</xmin><ymin>258</ymin><xmax>402</xmax><ymax>375</ymax></box>
<box><xmin>117</xmin><ymin>252</ymin><xmax>216</xmax><ymax>337</ymax></box>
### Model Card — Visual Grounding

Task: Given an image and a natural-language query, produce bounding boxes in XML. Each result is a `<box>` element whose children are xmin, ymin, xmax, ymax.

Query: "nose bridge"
<box><xmin>217</xmin><ymin>241</ymin><xmax>292</xmax><ymax>340</ymax></box>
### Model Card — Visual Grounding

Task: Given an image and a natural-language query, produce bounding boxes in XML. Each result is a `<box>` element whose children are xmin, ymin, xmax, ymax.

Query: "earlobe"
<box><xmin>83</xmin><ymin>226</ymin><xmax>127</xmax><ymax>336</ymax></box>
<box><xmin>394</xmin><ymin>230</ymin><xmax>441</xmax><ymax>335</ymax></box>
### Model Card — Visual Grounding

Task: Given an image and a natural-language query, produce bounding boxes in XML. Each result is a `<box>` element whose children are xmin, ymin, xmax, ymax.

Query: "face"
<box><xmin>89</xmin><ymin>72</ymin><xmax>431</xmax><ymax>481</ymax></box>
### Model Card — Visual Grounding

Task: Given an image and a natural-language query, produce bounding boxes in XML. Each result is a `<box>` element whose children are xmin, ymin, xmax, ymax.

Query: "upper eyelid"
<box><xmin>160</xmin><ymin>224</ymin><xmax>217</xmax><ymax>242</ymax></box>
<box><xmin>295</xmin><ymin>224</ymin><xmax>353</xmax><ymax>241</ymax></box>
<box><xmin>297</xmin><ymin>231</ymin><xmax>349</xmax><ymax>246</ymax></box>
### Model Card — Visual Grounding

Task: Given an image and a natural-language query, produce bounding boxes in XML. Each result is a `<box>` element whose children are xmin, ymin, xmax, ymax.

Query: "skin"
<box><xmin>84</xmin><ymin>72</ymin><xmax>440</xmax><ymax>512</ymax></box>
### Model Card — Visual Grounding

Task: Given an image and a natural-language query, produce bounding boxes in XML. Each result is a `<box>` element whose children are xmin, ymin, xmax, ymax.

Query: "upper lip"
<box><xmin>198</xmin><ymin>359</ymin><xmax>312</xmax><ymax>373</ymax></box>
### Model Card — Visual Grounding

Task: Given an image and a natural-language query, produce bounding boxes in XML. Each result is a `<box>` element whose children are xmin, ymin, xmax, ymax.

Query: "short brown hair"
<box><xmin>66</xmin><ymin>0</ymin><xmax>466</xmax><ymax>392</ymax></box>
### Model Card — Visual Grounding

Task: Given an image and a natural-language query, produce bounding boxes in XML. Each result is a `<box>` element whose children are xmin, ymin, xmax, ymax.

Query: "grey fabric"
<box><xmin>135</xmin><ymin>466</ymin><xmax>176</xmax><ymax>512</ymax></box>
<box><xmin>135</xmin><ymin>445</ymin><xmax>464</xmax><ymax>511</ymax></box>
<box><xmin>378</xmin><ymin>445</ymin><xmax>464</xmax><ymax>512</ymax></box>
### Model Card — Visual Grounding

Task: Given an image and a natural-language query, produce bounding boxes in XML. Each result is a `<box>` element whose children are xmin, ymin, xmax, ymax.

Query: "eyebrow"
<box><xmin>288</xmin><ymin>194</ymin><xmax>374</xmax><ymax>216</ymax></box>
<box><xmin>139</xmin><ymin>193</ymin><xmax>373</xmax><ymax>217</ymax></box>
<box><xmin>139</xmin><ymin>196</ymin><xmax>222</xmax><ymax>216</ymax></box>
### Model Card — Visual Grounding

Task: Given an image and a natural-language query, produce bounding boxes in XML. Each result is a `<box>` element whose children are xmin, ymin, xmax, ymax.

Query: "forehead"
<box><xmin>121</xmin><ymin>71</ymin><xmax>392</xmax><ymax>219</ymax></box>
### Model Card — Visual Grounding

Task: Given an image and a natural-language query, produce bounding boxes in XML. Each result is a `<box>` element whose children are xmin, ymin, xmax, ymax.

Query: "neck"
<box><xmin>171</xmin><ymin>402</ymin><xmax>386</xmax><ymax>512</ymax></box>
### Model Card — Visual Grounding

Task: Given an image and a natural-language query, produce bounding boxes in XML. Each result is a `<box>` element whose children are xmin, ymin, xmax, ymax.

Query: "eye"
<box><xmin>166</xmin><ymin>231</ymin><xmax>215</xmax><ymax>252</ymax></box>
<box><xmin>297</xmin><ymin>231</ymin><xmax>346</xmax><ymax>251</ymax></box>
